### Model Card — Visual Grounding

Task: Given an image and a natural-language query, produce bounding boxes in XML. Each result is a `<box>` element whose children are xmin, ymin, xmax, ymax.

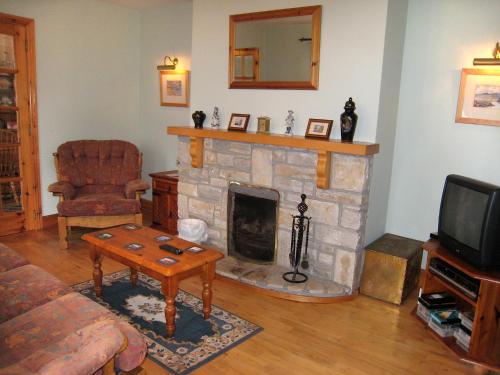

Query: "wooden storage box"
<box><xmin>149</xmin><ymin>170</ymin><xmax>179</xmax><ymax>235</ymax></box>
<box><xmin>360</xmin><ymin>233</ymin><xmax>423</xmax><ymax>305</ymax></box>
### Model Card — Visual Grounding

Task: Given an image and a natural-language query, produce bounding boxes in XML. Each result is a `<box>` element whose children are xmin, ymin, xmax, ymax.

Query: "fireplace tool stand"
<box><xmin>283</xmin><ymin>194</ymin><xmax>311</xmax><ymax>283</ymax></box>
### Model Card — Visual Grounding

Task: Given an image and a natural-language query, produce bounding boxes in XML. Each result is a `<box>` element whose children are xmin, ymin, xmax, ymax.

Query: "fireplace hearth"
<box><xmin>227</xmin><ymin>182</ymin><xmax>279</xmax><ymax>264</ymax></box>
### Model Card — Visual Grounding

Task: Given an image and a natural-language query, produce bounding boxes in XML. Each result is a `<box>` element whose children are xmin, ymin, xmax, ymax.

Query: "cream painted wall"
<box><xmin>138</xmin><ymin>2</ymin><xmax>192</xmax><ymax>199</ymax></box>
<box><xmin>189</xmin><ymin>0</ymin><xmax>388</xmax><ymax>142</ymax></box>
<box><xmin>386</xmin><ymin>0</ymin><xmax>500</xmax><ymax>246</ymax></box>
<box><xmin>0</xmin><ymin>0</ymin><xmax>141</xmax><ymax>215</ymax></box>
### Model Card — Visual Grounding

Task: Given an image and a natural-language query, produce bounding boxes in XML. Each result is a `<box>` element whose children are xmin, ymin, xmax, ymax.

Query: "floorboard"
<box><xmin>0</xmin><ymin>225</ymin><xmax>479</xmax><ymax>375</ymax></box>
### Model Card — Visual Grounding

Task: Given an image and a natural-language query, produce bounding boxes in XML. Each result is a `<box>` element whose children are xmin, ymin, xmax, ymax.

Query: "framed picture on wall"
<box><xmin>228</xmin><ymin>113</ymin><xmax>250</xmax><ymax>131</ymax></box>
<box><xmin>305</xmin><ymin>118</ymin><xmax>333</xmax><ymax>139</ymax></box>
<box><xmin>160</xmin><ymin>70</ymin><xmax>190</xmax><ymax>107</ymax></box>
<box><xmin>455</xmin><ymin>68</ymin><xmax>500</xmax><ymax>127</ymax></box>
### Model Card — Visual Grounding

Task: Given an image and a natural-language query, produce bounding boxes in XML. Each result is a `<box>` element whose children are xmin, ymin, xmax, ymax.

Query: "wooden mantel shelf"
<box><xmin>167</xmin><ymin>126</ymin><xmax>380</xmax><ymax>189</ymax></box>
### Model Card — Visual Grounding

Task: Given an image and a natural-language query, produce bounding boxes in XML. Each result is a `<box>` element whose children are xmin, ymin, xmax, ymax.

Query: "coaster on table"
<box><xmin>154</xmin><ymin>235</ymin><xmax>172</xmax><ymax>242</ymax></box>
<box><xmin>186</xmin><ymin>246</ymin><xmax>205</xmax><ymax>253</ymax></box>
<box><xmin>125</xmin><ymin>243</ymin><xmax>144</xmax><ymax>251</ymax></box>
<box><xmin>96</xmin><ymin>232</ymin><xmax>113</xmax><ymax>240</ymax></box>
<box><xmin>156</xmin><ymin>256</ymin><xmax>178</xmax><ymax>266</ymax></box>
<box><xmin>123</xmin><ymin>224</ymin><xmax>141</xmax><ymax>230</ymax></box>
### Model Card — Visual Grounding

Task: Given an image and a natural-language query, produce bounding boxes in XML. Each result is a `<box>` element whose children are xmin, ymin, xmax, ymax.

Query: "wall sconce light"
<box><xmin>473</xmin><ymin>42</ymin><xmax>500</xmax><ymax>65</ymax></box>
<box><xmin>157</xmin><ymin>55</ymin><xmax>178</xmax><ymax>70</ymax></box>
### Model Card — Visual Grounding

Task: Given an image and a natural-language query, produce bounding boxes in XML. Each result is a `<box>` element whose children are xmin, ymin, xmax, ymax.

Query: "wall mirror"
<box><xmin>229</xmin><ymin>5</ymin><xmax>321</xmax><ymax>90</ymax></box>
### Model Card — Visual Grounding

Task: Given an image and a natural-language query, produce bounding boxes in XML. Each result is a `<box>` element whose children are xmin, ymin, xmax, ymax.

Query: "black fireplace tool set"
<box><xmin>283</xmin><ymin>194</ymin><xmax>311</xmax><ymax>283</ymax></box>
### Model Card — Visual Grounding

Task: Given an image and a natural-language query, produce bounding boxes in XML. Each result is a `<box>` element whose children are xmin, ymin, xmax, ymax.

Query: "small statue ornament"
<box><xmin>192</xmin><ymin>110</ymin><xmax>206</xmax><ymax>129</ymax></box>
<box><xmin>210</xmin><ymin>106</ymin><xmax>220</xmax><ymax>129</ymax></box>
<box><xmin>284</xmin><ymin>110</ymin><xmax>295</xmax><ymax>136</ymax></box>
<box><xmin>340</xmin><ymin>97</ymin><xmax>358</xmax><ymax>142</ymax></box>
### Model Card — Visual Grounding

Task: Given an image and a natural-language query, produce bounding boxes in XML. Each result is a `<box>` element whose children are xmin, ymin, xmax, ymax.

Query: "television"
<box><xmin>438</xmin><ymin>174</ymin><xmax>500</xmax><ymax>270</ymax></box>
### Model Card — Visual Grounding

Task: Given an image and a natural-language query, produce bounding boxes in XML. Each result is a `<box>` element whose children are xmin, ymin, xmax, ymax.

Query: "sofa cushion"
<box><xmin>0</xmin><ymin>320</ymin><xmax>124</xmax><ymax>375</ymax></box>
<box><xmin>57</xmin><ymin>192</ymin><xmax>141</xmax><ymax>217</ymax></box>
<box><xmin>0</xmin><ymin>264</ymin><xmax>71</xmax><ymax>324</ymax></box>
<box><xmin>0</xmin><ymin>244</ymin><xmax>29</xmax><ymax>272</ymax></box>
<box><xmin>0</xmin><ymin>293</ymin><xmax>147</xmax><ymax>372</ymax></box>
<box><xmin>57</xmin><ymin>140</ymin><xmax>140</xmax><ymax>188</ymax></box>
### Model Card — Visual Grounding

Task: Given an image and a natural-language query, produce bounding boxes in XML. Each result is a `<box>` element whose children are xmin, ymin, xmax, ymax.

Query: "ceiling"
<box><xmin>102</xmin><ymin>0</ymin><xmax>190</xmax><ymax>10</ymax></box>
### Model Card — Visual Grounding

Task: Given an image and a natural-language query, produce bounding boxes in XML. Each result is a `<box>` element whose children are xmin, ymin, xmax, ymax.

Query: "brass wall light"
<box><xmin>157</xmin><ymin>55</ymin><xmax>178</xmax><ymax>70</ymax></box>
<box><xmin>473</xmin><ymin>42</ymin><xmax>500</xmax><ymax>65</ymax></box>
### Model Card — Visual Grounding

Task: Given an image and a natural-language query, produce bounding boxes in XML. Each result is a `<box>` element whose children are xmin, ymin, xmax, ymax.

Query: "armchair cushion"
<box><xmin>47</xmin><ymin>181</ymin><xmax>76</xmax><ymax>200</ymax></box>
<box><xmin>125</xmin><ymin>179</ymin><xmax>150</xmax><ymax>199</ymax></box>
<box><xmin>57</xmin><ymin>192</ymin><xmax>141</xmax><ymax>217</ymax></box>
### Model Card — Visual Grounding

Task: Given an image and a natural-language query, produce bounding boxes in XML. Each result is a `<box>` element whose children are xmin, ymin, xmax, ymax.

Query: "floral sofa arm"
<box><xmin>125</xmin><ymin>179</ymin><xmax>150</xmax><ymax>199</ymax></box>
<box><xmin>48</xmin><ymin>181</ymin><xmax>76</xmax><ymax>200</ymax></box>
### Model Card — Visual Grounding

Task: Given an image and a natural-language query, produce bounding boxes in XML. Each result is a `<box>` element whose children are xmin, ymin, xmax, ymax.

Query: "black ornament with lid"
<box><xmin>340</xmin><ymin>97</ymin><xmax>358</xmax><ymax>142</ymax></box>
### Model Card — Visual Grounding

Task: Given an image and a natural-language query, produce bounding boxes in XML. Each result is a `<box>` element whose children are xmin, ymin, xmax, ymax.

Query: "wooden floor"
<box><xmin>1</xmin><ymin>225</ymin><xmax>480</xmax><ymax>375</ymax></box>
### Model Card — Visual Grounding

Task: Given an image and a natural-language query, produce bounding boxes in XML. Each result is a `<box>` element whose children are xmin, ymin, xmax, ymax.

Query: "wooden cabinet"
<box><xmin>417</xmin><ymin>240</ymin><xmax>500</xmax><ymax>374</ymax></box>
<box><xmin>149</xmin><ymin>170</ymin><xmax>178</xmax><ymax>234</ymax></box>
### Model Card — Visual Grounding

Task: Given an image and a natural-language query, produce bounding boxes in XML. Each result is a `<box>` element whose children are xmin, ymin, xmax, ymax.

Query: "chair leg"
<box><xmin>58</xmin><ymin>216</ymin><xmax>69</xmax><ymax>249</ymax></box>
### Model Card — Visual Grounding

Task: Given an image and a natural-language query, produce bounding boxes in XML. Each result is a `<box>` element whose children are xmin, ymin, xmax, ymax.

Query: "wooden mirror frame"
<box><xmin>228</xmin><ymin>5</ymin><xmax>322</xmax><ymax>90</ymax></box>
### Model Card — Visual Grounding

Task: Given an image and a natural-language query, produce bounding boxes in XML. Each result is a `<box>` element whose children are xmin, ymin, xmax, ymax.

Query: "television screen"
<box><xmin>440</xmin><ymin>181</ymin><xmax>489</xmax><ymax>250</ymax></box>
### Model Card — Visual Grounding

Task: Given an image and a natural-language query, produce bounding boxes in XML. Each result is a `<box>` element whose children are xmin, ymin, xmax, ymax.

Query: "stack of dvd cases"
<box><xmin>429</xmin><ymin>309</ymin><xmax>461</xmax><ymax>337</ymax></box>
<box><xmin>417</xmin><ymin>292</ymin><xmax>457</xmax><ymax>323</ymax></box>
<box><xmin>454</xmin><ymin>311</ymin><xmax>474</xmax><ymax>352</ymax></box>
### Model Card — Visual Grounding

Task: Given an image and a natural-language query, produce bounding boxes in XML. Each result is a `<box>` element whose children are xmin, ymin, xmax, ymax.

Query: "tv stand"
<box><xmin>416</xmin><ymin>240</ymin><xmax>500</xmax><ymax>374</ymax></box>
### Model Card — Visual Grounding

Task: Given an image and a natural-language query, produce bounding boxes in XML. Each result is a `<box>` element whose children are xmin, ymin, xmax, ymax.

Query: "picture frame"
<box><xmin>455</xmin><ymin>68</ymin><xmax>500</xmax><ymax>127</ymax></box>
<box><xmin>228</xmin><ymin>113</ymin><xmax>250</xmax><ymax>131</ymax></box>
<box><xmin>160</xmin><ymin>70</ymin><xmax>190</xmax><ymax>107</ymax></box>
<box><xmin>305</xmin><ymin>118</ymin><xmax>333</xmax><ymax>139</ymax></box>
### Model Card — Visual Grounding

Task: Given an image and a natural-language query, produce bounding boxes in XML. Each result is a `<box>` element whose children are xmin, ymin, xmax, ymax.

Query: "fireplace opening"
<box><xmin>227</xmin><ymin>182</ymin><xmax>279</xmax><ymax>264</ymax></box>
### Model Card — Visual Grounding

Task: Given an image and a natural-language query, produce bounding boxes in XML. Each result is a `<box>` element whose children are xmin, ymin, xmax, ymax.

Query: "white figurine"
<box><xmin>284</xmin><ymin>110</ymin><xmax>295</xmax><ymax>135</ymax></box>
<box><xmin>211</xmin><ymin>106</ymin><xmax>220</xmax><ymax>129</ymax></box>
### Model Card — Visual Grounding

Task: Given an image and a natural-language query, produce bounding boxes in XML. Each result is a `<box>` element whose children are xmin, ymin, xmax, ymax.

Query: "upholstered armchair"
<box><xmin>48</xmin><ymin>140</ymin><xmax>149</xmax><ymax>249</ymax></box>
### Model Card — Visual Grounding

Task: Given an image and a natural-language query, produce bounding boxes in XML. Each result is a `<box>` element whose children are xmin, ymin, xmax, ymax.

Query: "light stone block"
<box><xmin>204</xmin><ymin>138</ymin><xmax>213</xmax><ymax>149</ymax></box>
<box><xmin>219</xmin><ymin>169</ymin><xmax>251</xmax><ymax>183</ymax></box>
<box><xmin>341</xmin><ymin>207</ymin><xmax>363</xmax><ymax>230</ymax></box>
<box><xmin>217</xmin><ymin>153</ymin><xmax>234</xmax><ymax>167</ymax></box>
<box><xmin>251</xmin><ymin>148</ymin><xmax>273</xmax><ymax>187</ymax></box>
<box><xmin>304</xmin><ymin>181</ymin><xmax>315</xmax><ymax>196</ymax></box>
<box><xmin>274</xmin><ymin>177</ymin><xmax>302</xmax><ymax>193</ymax></box>
<box><xmin>277</xmin><ymin>229</ymin><xmax>292</xmax><ymax>267</ymax></box>
<box><xmin>204</xmin><ymin>150</ymin><xmax>217</xmax><ymax>164</ymax></box>
<box><xmin>318</xmin><ymin>252</ymin><xmax>334</xmax><ymax>266</ymax></box>
<box><xmin>177</xmin><ymin>182</ymin><xmax>198</xmax><ymax>197</ymax></box>
<box><xmin>198</xmin><ymin>184</ymin><xmax>222</xmax><ymax>201</ymax></box>
<box><xmin>177</xmin><ymin>194</ymin><xmax>188</xmax><ymax>219</ymax></box>
<box><xmin>273</xmin><ymin>149</ymin><xmax>287</xmax><ymax>162</ymax></box>
<box><xmin>178</xmin><ymin>140</ymin><xmax>190</xmax><ymax>164</ymax></box>
<box><xmin>315</xmin><ymin>189</ymin><xmax>365</xmax><ymax>206</ymax></box>
<box><xmin>229</xmin><ymin>142</ymin><xmax>252</xmax><ymax>155</ymax></box>
<box><xmin>275</xmin><ymin>164</ymin><xmax>316</xmax><ymax>179</ymax></box>
<box><xmin>208</xmin><ymin>228</ymin><xmax>221</xmax><ymax>241</ymax></box>
<box><xmin>287</xmin><ymin>151</ymin><xmax>316</xmax><ymax>166</ymax></box>
<box><xmin>278</xmin><ymin>206</ymin><xmax>296</xmax><ymax>228</ymax></box>
<box><xmin>307</xmin><ymin>199</ymin><xmax>339</xmax><ymax>226</ymax></box>
<box><xmin>331</xmin><ymin>155</ymin><xmax>369</xmax><ymax>192</ymax></box>
<box><xmin>333</xmin><ymin>249</ymin><xmax>356</xmax><ymax>288</ymax></box>
<box><xmin>210</xmin><ymin>177</ymin><xmax>227</xmax><ymax>188</ymax></box>
<box><xmin>315</xmin><ymin>224</ymin><xmax>360</xmax><ymax>250</ymax></box>
<box><xmin>188</xmin><ymin>199</ymin><xmax>215</xmax><ymax>222</ymax></box>
<box><xmin>234</xmin><ymin>157</ymin><xmax>251</xmax><ymax>170</ymax></box>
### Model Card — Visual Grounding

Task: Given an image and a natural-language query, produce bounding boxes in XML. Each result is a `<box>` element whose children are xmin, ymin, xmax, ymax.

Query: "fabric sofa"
<box><xmin>0</xmin><ymin>243</ymin><xmax>147</xmax><ymax>375</ymax></box>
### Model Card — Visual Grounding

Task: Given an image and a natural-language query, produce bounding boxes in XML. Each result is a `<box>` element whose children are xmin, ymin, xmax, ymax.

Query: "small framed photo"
<box><xmin>123</xmin><ymin>224</ymin><xmax>140</xmax><ymax>230</ymax></box>
<box><xmin>305</xmin><ymin>118</ymin><xmax>333</xmax><ymax>139</ymax></box>
<box><xmin>154</xmin><ymin>235</ymin><xmax>172</xmax><ymax>242</ymax></box>
<box><xmin>96</xmin><ymin>232</ymin><xmax>113</xmax><ymax>240</ymax></box>
<box><xmin>156</xmin><ymin>256</ymin><xmax>178</xmax><ymax>266</ymax></box>
<box><xmin>186</xmin><ymin>246</ymin><xmax>205</xmax><ymax>253</ymax></box>
<box><xmin>125</xmin><ymin>243</ymin><xmax>144</xmax><ymax>251</ymax></box>
<box><xmin>228</xmin><ymin>113</ymin><xmax>250</xmax><ymax>131</ymax></box>
<box><xmin>455</xmin><ymin>68</ymin><xmax>500</xmax><ymax>127</ymax></box>
<box><xmin>160</xmin><ymin>70</ymin><xmax>190</xmax><ymax>107</ymax></box>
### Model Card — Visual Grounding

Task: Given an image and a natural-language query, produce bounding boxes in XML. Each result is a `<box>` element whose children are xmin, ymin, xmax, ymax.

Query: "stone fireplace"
<box><xmin>227</xmin><ymin>182</ymin><xmax>279</xmax><ymax>264</ymax></box>
<box><xmin>172</xmin><ymin>130</ymin><xmax>377</xmax><ymax>299</ymax></box>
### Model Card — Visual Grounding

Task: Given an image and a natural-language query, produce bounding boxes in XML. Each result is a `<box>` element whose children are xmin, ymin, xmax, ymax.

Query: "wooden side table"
<box><xmin>149</xmin><ymin>170</ymin><xmax>178</xmax><ymax>234</ymax></box>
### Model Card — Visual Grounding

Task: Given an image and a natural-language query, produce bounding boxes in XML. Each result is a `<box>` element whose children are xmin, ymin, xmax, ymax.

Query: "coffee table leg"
<box><xmin>130</xmin><ymin>268</ymin><xmax>138</xmax><ymax>286</ymax></box>
<box><xmin>89</xmin><ymin>246</ymin><xmax>103</xmax><ymax>297</ymax></box>
<box><xmin>162</xmin><ymin>277</ymin><xmax>179</xmax><ymax>337</ymax></box>
<box><xmin>201</xmin><ymin>262</ymin><xmax>216</xmax><ymax>319</ymax></box>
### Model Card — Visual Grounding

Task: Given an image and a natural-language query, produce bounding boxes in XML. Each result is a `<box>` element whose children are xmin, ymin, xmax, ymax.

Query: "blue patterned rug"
<box><xmin>72</xmin><ymin>269</ymin><xmax>262</xmax><ymax>374</ymax></box>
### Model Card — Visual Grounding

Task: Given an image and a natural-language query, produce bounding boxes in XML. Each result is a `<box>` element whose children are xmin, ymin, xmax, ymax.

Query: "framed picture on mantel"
<box><xmin>455</xmin><ymin>68</ymin><xmax>500</xmax><ymax>127</ymax></box>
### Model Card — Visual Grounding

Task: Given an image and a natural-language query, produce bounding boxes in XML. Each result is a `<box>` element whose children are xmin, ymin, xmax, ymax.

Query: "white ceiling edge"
<box><xmin>101</xmin><ymin>0</ymin><xmax>191</xmax><ymax>10</ymax></box>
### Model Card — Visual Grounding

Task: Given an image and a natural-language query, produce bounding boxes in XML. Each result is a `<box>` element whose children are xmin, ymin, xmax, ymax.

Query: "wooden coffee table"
<box><xmin>82</xmin><ymin>225</ymin><xmax>224</xmax><ymax>337</ymax></box>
